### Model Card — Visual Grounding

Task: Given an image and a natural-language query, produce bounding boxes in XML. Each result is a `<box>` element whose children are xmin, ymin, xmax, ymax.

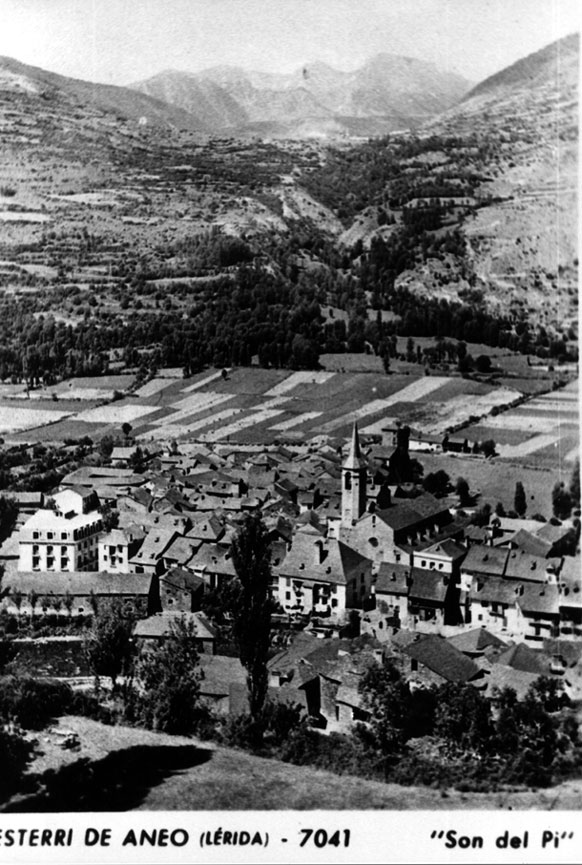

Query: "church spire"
<box><xmin>343</xmin><ymin>421</ymin><xmax>367</xmax><ymax>471</ymax></box>
<box><xmin>341</xmin><ymin>422</ymin><xmax>367</xmax><ymax>525</ymax></box>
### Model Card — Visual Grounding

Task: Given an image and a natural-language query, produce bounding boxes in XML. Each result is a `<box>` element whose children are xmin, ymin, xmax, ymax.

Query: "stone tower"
<box><xmin>342</xmin><ymin>422</ymin><xmax>367</xmax><ymax>525</ymax></box>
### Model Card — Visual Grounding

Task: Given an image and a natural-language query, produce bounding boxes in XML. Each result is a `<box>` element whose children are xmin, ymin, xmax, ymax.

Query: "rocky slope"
<box><xmin>411</xmin><ymin>33</ymin><xmax>579</xmax><ymax>333</ymax></box>
<box><xmin>131</xmin><ymin>54</ymin><xmax>470</xmax><ymax>137</ymax></box>
<box><xmin>0</xmin><ymin>55</ymin><xmax>208</xmax><ymax>136</ymax></box>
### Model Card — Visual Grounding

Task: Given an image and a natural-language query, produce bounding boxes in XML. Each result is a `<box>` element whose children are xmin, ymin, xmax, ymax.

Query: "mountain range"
<box><xmin>130</xmin><ymin>55</ymin><xmax>471</xmax><ymax>137</ymax></box>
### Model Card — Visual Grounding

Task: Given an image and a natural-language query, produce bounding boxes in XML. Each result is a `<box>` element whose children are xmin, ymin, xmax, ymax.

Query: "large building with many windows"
<box><xmin>18</xmin><ymin>488</ymin><xmax>103</xmax><ymax>573</ymax></box>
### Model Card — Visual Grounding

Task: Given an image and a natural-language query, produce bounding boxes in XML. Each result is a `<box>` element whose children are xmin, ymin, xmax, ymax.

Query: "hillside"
<box><xmin>0</xmin><ymin>56</ymin><xmax>208</xmax><ymax>135</ymax></box>
<box><xmin>416</xmin><ymin>32</ymin><xmax>579</xmax><ymax>328</ymax></box>
<box><xmin>131</xmin><ymin>54</ymin><xmax>470</xmax><ymax>137</ymax></box>
<box><xmin>0</xmin><ymin>36</ymin><xmax>577</xmax><ymax>387</ymax></box>
<box><xmin>5</xmin><ymin>716</ymin><xmax>582</xmax><ymax>811</ymax></box>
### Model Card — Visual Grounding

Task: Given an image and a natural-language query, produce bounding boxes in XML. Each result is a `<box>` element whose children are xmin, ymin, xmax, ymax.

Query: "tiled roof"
<box><xmin>2</xmin><ymin>571</ymin><xmax>153</xmax><ymax>597</ymax></box>
<box><xmin>495</xmin><ymin>642</ymin><xmax>551</xmax><ymax>674</ymax></box>
<box><xmin>417</xmin><ymin>538</ymin><xmax>466</xmax><ymax>560</ymax></box>
<box><xmin>375</xmin><ymin>562</ymin><xmax>411</xmax><ymax>596</ymax></box>
<box><xmin>484</xmin><ymin>665</ymin><xmax>540</xmax><ymax>700</ymax></box>
<box><xmin>447</xmin><ymin>628</ymin><xmax>508</xmax><ymax>655</ymax></box>
<box><xmin>188</xmin><ymin>543</ymin><xmax>238</xmax><ymax>577</ymax></box>
<box><xmin>198</xmin><ymin>654</ymin><xmax>247</xmax><ymax>696</ymax></box>
<box><xmin>517</xmin><ymin>583</ymin><xmax>560</xmax><ymax>616</ymax></box>
<box><xmin>408</xmin><ymin>571</ymin><xmax>448</xmax><ymax>604</ymax></box>
<box><xmin>504</xmin><ymin>549</ymin><xmax>560</xmax><ymax>583</ymax></box>
<box><xmin>160</xmin><ymin>567</ymin><xmax>205</xmax><ymax>593</ymax></box>
<box><xmin>462</xmin><ymin>545</ymin><xmax>509</xmax><ymax>577</ymax></box>
<box><xmin>133</xmin><ymin>611</ymin><xmax>216</xmax><ymax>640</ymax></box>
<box><xmin>403</xmin><ymin>634</ymin><xmax>480</xmax><ymax>683</ymax></box>
<box><xmin>275</xmin><ymin>535</ymin><xmax>371</xmax><ymax>586</ymax></box>
<box><xmin>470</xmin><ymin>575</ymin><xmax>520</xmax><ymax>606</ymax></box>
<box><xmin>506</xmin><ymin>529</ymin><xmax>553</xmax><ymax>558</ymax></box>
<box><xmin>163</xmin><ymin>536</ymin><xmax>199</xmax><ymax>566</ymax></box>
<box><xmin>129</xmin><ymin>529</ymin><xmax>178</xmax><ymax>564</ymax></box>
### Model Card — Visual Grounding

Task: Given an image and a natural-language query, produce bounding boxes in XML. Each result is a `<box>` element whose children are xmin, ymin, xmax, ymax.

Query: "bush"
<box><xmin>0</xmin><ymin>727</ymin><xmax>33</xmax><ymax>802</ymax></box>
<box><xmin>0</xmin><ymin>676</ymin><xmax>74</xmax><ymax>729</ymax></box>
<box><xmin>280</xmin><ymin>726</ymin><xmax>377</xmax><ymax>778</ymax></box>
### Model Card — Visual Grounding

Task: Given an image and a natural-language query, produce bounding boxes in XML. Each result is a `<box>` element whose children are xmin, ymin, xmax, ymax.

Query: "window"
<box><xmin>438</xmin><ymin>563</ymin><xmax>443</xmax><ymax>570</ymax></box>
<box><xmin>285</xmin><ymin>592</ymin><xmax>291</xmax><ymax>600</ymax></box>
<box><xmin>369</xmin><ymin>537</ymin><xmax>378</xmax><ymax>547</ymax></box>
<box><xmin>421</xmin><ymin>560</ymin><xmax>426</xmax><ymax>567</ymax></box>
<box><xmin>344</xmin><ymin>472</ymin><xmax>352</xmax><ymax>490</ymax></box>
<box><xmin>61</xmin><ymin>545</ymin><xmax>67</xmax><ymax>554</ymax></box>
<box><xmin>331</xmin><ymin>599</ymin><xmax>337</xmax><ymax>608</ymax></box>
<box><xmin>47</xmin><ymin>532</ymin><xmax>54</xmax><ymax>540</ymax></box>
<box><xmin>61</xmin><ymin>532</ymin><xmax>68</xmax><ymax>540</ymax></box>
<box><xmin>33</xmin><ymin>531</ymin><xmax>39</xmax><ymax>540</ymax></box>
<box><xmin>47</xmin><ymin>545</ymin><xmax>53</xmax><ymax>554</ymax></box>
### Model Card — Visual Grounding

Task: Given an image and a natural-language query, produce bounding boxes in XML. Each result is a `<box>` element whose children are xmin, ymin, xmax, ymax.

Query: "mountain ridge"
<box><xmin>131</xmin><ymin>52</ymin><xmax>471</xmax><ymax>137</ymax></box>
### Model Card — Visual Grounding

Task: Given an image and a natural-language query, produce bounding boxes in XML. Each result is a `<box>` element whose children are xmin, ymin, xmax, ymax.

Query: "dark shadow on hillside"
<box><xmin>2</xmin><ymin>744</ymin><xmax>212</xmax><ymax>812</ymax></box>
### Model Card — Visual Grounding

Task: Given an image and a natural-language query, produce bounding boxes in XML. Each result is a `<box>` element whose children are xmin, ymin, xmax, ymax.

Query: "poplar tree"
<box><xmin>514</xmin><ymin>481</ymin><xmax>527</xmax><ymax>517</ymax></box>
<box><xmin>231</xmin><ymin>513</ymin><xmax>275</xmax><ymax>724</ymax></box>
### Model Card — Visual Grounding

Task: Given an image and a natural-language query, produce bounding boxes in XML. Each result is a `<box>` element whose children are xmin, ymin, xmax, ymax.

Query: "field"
<box><xmin>418</xmin><ymin>453</ymin><xmax>562</xmax><ymax>516</ymax></box>
<box><xmin>463</xmin><ymin>380</ymin><xmax>579</xmax><ymax>469</ymax></box>
<box><xmin>6</xmin><ymin>715</ymin><xmax>582</xmax><ymax>812</ymax></box>
<box><xmin>4</xmin><ymin>370</ymin><xmax>577</xmax><ymax>477</ymax></box>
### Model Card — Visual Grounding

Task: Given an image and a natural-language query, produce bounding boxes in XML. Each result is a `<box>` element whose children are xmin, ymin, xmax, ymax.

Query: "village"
<box><xmin>0</xmin><ymin>401</ymin><xmax>580</xmax><ymax>735</ymax></box>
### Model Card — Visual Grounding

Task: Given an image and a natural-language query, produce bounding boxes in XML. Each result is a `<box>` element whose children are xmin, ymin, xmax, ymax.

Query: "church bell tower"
<box><xmin>342</xmin><ymin>422</ymin><xmax>367</xmax><ymax>525</ymax></box>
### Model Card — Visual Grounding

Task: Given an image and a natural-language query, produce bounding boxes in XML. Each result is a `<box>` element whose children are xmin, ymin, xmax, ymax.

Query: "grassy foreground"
<box><xmin>3</xmin><ymin>716</ymin><xmax>582</xmax><ymax>812</ymax></box>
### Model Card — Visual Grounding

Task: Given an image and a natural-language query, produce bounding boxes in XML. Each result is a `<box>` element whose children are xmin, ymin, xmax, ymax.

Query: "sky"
<box><xmin>0</xmin><ymin>0</ymin><xmax>579</xmax><ymax>86</ymax></box>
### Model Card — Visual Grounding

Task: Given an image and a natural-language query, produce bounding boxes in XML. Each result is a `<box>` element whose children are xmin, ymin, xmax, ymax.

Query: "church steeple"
<box><xmin>342</xmin><ymin>422</ymin><xmax>367</xmax><ymax>525</ymax></box>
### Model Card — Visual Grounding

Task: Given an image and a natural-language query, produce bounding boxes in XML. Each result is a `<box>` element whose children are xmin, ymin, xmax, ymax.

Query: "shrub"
<box><xmin>0</xmin><ymin>676</ymin><xmax>74</xmax><ymax>729</ymax></box>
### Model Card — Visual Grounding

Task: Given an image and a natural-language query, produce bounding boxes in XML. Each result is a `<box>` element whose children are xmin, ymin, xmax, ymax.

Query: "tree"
<box><xmin>514</xmin><ymin>481</ymin><xmax>527</xmax><ymax>517</ymax></box>
<box><xmin>455</xmin><ymin>476</ymin><xmax>471</xmax><ymax>506</ymax></box>
<box><xmin>472</xmin><ymin>502</ymin><xmax>492</xmax><ymax>527</ymax></box>
<box><xmin>84</xmin><ymin>600</ymin><xmax>135</xmax><ymax>690</ymax></box>
<box><xmin>569</xmin><ymin>459</ymin><xmax>580</xmax><ymax>510</ymax></box>
<box><xmin>423</xmin><ymin>470</ymin><xmax>450</xmax><ymax>497</ymax></box>
<box><xmin>359</xmin><ymin>660</ymin><xmax>410</xmax><ymax>760</ymax></box>
<box><xmin>121</xmin><ymin>422</ymin><xmax>132</xmax><ymax>438</ymax></box>
<box><xmin>480</xmin><ymin>439</ymin><xmax>496</xmax><ymax>458</ymax></box>
<box><xmin>475</xmin><ymin>354</ymin><xmax>492</xmax><ymax>373</ymax></box>
<box><xmin>99</xmin><ymin>435</ymin><xmax>114</xmax><ymax>460</ymax></box>
<box><xmin>134</xmin><ymin>616</ymin><xmax>204</xmax><ymax>734</ymax></box>
<box><xmin>552</xmin><ymin>482</ymin><xmax>572</xmax><ymax>520</ymax></box>
<box><xmin>231</xmin><ymin>514</ymin><xmax>275</xmax><ymax>725</ymax></box>
<box><xmin>128</xmin><ymin>446</ymin><xmax>145</xmax><ymax>473</ymax></box>
<box><xmin>434</xmin><ymin>682</ymin><xmax>492</xmax><ymax>755</ymax></box>
<box><xmin>0</xmin><ymin>496</ymin><xmax>18</xmax><ymax>543</ymax></box>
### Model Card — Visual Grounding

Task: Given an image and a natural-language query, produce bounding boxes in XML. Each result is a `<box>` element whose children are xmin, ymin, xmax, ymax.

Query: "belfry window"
<box><xmin>344</xmin><ymin>472</ymin><xmax>352</xmax><ymax>490</ymax></box>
